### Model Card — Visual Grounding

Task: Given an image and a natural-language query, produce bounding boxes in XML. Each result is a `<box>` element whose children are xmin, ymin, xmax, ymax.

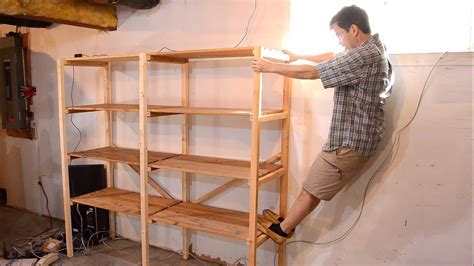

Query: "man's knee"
<box><xmin>301</xmin><ymin>188</ymin><xmax>321</xmax><ymax>202</ymax></box>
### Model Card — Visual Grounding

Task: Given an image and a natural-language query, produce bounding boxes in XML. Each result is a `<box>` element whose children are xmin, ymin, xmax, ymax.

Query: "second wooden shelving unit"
<box><xmin>57</xmin><ymin>46</ymin><xmax>291</xmax><ymax>265</ymax></box>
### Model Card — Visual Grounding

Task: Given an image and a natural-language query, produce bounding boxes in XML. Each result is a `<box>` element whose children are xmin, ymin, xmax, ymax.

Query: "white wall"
<box><xmin>286</xmin><ymin>52</ymin><xmax>472</xmax><ymax>265</ymax></box>
<box><xmin>0</xmin><ymin>0</ymin><xmax>472</xmax><ymax>265</ymax></box>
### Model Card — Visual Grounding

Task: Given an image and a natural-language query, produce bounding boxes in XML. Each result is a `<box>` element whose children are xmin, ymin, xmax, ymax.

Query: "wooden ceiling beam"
<box><xmin>0</xmin><ymin>0</ymin><xmax>117</xmax><ymax>31</ymax></box>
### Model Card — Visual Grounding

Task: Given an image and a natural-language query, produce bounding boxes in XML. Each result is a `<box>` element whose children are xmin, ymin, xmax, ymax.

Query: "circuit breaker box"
<box><xmin>0</xmin><ymin>34</ymin><xmax>27</xmax><ymax>130</ymax></box>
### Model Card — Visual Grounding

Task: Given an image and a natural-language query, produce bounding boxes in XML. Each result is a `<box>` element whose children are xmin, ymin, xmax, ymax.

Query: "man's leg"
<box><xmin>279</xmin><ymin>189</ymin><xmax>320</xmax><ymax>233</ymax></box>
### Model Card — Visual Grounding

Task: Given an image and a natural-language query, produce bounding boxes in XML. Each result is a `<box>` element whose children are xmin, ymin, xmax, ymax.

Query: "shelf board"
<box><xmin>66</xmin><ymin>104</ymin><xmax>283</xmax><ymax>117</ymax></box>
<box><xmin>71</xmin><ymin>188</ymin><xmax>181</xmax><ymax>216</ymax></box>
<box><xmin>66</xmin><ymin>103</ymin><xmax>164</xmax><ymax>114</ymax></box>
<box><xmin>149</xmin><ymin>154</ymin><xmax>281</xmax><ymax>180</ymax></box>
<box><xmin>69</xmin><ymin>147</ymin><xmax>281</xmax><ymax>180</ymax></box>
<box><xmin>69</xmin><ymin>146</ymin><xmax>177</xmax><ymax>165</ymax></box>
<box><xmin>62</xmin><ymin>47</ymin><xmax>260</xmax><ymax>66</ymax></box>
<box><xmin>64</xmin><ymin>54</ymin><xmax>140</xmax><ymax>66</ymax></box>
<box><xmin>149</xmin><ymin>106</ymin><xmax>282</xmax><ymax>116</ymax></box>
<box><xmin>149</xmin><ymin>47</ymin><xmax>257</xmax><ymax>61</ymax></box>
<box><xmin>72</xmin><ymin>188</ymin><xmax>269</xmax><ymax>243</ymax></box>
<box><xmin>150</xmin><ymin>202</ymin><xmax>266</xmax><ymax>241</ymax></box>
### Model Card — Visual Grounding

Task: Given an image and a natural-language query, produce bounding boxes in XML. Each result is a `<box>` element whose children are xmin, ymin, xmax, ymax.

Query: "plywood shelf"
<box><xmin>71</xmin><ymin>188</ymin><xmax>181</xmax><ymax>217</ymax></box>
<box><xmin>150</xmin><ymin>201</ymin><xmax>267</xmax><ymax>241</ymax></box>
<box><xmin>68</xmin><ymin>146</ymin><xmax>177</xmax><ymax>165</ymax></box>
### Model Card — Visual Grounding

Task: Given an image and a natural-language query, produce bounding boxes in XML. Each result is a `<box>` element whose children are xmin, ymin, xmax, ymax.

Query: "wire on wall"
<box><xmin>234</xmin><ymin>0</ymin><xmax>258</xmax><ymax>48</ymax></box>
<box><xmin>69</xmin><ymin>66</ymin><xmax>82</xmax><ymax>164</ymax></box>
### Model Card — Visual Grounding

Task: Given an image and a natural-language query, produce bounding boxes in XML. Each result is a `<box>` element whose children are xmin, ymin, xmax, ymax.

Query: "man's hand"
<box><xmin>282</xmin><ymin>50</ymin><xmax>300</xmax><ymax>63</ymax></box>
<box><xmin>252</xmin><ymin>58</ymin><xmax>274</xmax><ymax>73</ymax></box>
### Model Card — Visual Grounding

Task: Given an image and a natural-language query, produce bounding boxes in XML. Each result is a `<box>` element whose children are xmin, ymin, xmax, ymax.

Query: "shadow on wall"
<box><xmin>289</xmin><ymin>66</ymin><xmax>406</xmax><ymax>251</ymax></box>
<box><xmin>4</xmin><ymin>145</ymin><xmax>26</xmax><ymax>208</ymax></box>
<box><xmin>0</xmin><ymin>51</ymin><xmax>45</xmax><ymax>209</ymax></box>
<box><xmin>0</xmin><ymin>120</ymin><xmax>5</xmax><ymax>187</ymax></box>
<box><xmin>31</xmin><ymin>52</ymin><xmax>59</xmax><ymax>121</ymax></box>
<box><xmin>31</xmin><ymin>51</ymin><xmax>63</xmax><ymax>186</ymax></box>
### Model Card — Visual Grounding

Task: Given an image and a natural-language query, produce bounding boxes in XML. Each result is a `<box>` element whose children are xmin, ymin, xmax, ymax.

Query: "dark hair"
<box><xmin>330</xmin><ymin>5</ymin><xmax>371</xmax><ymax>34</ymax></box>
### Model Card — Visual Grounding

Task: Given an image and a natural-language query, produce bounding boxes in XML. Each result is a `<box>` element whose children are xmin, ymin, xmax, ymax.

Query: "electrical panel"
<box><xmin>0</xmin><ymin>33</ymin><xmax>27</xmax><ymax>130</ymax></box>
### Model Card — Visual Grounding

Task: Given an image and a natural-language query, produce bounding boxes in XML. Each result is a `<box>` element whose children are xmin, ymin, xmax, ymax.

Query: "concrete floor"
<box><xmin>0</xmin><ymin>205</ymin><xmax>221</xmax><ymax>265</ymax></box>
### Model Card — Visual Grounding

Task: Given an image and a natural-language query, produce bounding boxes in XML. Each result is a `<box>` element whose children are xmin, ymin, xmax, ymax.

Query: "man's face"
<box><xmin>332</xmin><ymin>23</ymin><xmax>355</xmax><ymax>49</ymax></box>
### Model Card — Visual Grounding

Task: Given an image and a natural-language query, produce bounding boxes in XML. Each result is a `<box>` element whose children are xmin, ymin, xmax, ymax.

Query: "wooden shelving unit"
<box><xmin>57</xmin><ymin>46</ymin><xmax>291</xmax><ymax>265</ymax></box>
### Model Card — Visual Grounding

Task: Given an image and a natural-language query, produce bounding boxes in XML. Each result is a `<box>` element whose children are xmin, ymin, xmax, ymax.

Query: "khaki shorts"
<box><xmin>303</xmin><ymin>147</ymin><xmax>369</xmax><ymax>201</ymax></box>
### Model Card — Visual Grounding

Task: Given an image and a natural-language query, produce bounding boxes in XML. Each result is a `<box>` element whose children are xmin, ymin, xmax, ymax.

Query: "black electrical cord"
<box><xmin>234</xmin><ymin>0</ymin><xmax>257</xmax><ymax>48</ymax></box>
<box><xmin>157</xmin><ymin>46</ymin><xmax>176</xmax><ymax>52</ymax></box>
<box><xmin>37</xmin><ymin>181</ymin><xmax>53</xmax><ymax>229</ymax></box>
<box><xmin>69</xmin><ymin>66</ymin><xmax>82</xmax><ymax>162</ymax></box>
<box><xmin>271</xmin><ymin>52</ymin><xmax>448</xmax><ymax>266</ymax></box>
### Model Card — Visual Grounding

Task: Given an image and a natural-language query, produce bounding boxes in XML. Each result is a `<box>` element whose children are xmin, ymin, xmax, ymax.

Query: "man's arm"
<box><xmin>252</xmin><ymin>58</ymin><xmax>320</xmax><ymax>79</ymax></box>
<box><xmin>283</xmin><ymin>50</ymin><xmax>334</xmax><ymax>63</ymax></box>
<box><xmin>299</xmin><ymin>52</ymin><xmax>334</xmax><ymax>63</ymax></box>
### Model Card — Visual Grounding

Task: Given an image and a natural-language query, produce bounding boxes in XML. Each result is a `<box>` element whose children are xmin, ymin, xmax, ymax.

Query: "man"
<box><xmin>252</xmin><ymin>5</ymin><xmax>393</xmax><ymax>243</ymax></box>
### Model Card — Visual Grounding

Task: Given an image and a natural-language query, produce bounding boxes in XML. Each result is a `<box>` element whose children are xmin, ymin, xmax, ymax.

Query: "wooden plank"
<box><xmin>147</xmin><ymin>55</ymin><xmax>188</xmax><ymax>64</ymax></box>
<box><xmin>248</xmin><ymin>46</ymin><xmax>262</xmax><ymax>266</ymax></box>
<box><xmin>259</xmin><ymin>112</ymin><xmax>289</xmax><ymax>122</ymax></box>
<box><xmin>150</xmin><ymin>202</ymin><xmax>266</xmax><ymax>241</ymax></box>
<box><xmin>278</xmin><ymin>76</ymin><xmax>292</xmax><ymax>266</ymax></box>
<box><xmin>71</xmin><ymin>188</ymin><xmax>180</xmax><ymax>216</ymax></box>
<box><xmin>66</xmin><ymin>103</ymin><xmax>139</xmax><ymax>113</ymax></box>
<box><xmin>138</xmin><ymin>53</ymin><xmax>149</xmax><ymax>266</ymax></box>
<box><xmin>103</xmin><ymin>62</ymin><xmax>116</xmax><ymax>238</ymax></box>
<box><xmin>149</xmin><ymin>106</ymin><xmax>282</xmax><ymax>116</ymax></box>
<box><xmin>6</xmin><ymin>128</ymin><xmax>34</xmax><ymax>139</ymax></box>
<box><xmin>68</xmin><ymin>146</ymin><xmax>177</xmax><ymax>165</ymax></box>
<box><xmin>181</xmin><ymin>63</ymin><xmax>191</xmax><ymax>259</ymax></box>
<box><xmin>148</xmin><ymin>47</ymin><xmax>256</xmax><ymax>60</ymax></box>
<box><xmin>174</xmin><ymin>154</ymin><xmax>278</xmax><ymax>171</ymax></box>
<box><xmin>66</xmin><ymin>104</ymin><xmax>284</xmax><ymax>116</ymax></box>
<box><xmin>193</xmin><ymin>179</ymin><xmax>244</xmax><ymax>204</ymax></box>
<box><xmin>0</xmin><ymin>0</ymin><xmax>117</xmax><ymax>31</ymax></box>
<box><xmin>69</xmin><ymin>147</ymin><xmax>281</xmax><ymax>180</ymax></box>
<box><xmin>128</xmin><ymin>164</ymin><xmax>174</xmax><ymax>199</ymax></box>
<box><xmin>149</xmin><ymin>155</ymin><xmax>280</xmax><ymax>180</ymax></box>
<box><xmin>148</xmin><ymin>177</ymin><xmax>174</xmax><ymax>199</ymax></box>
<box><xmin>65</xmin><ymin>54</ymin><xmax>139</xmax><ymax>65</ymax></box>
<box><xmin>258</xmin><ymin>168</ymin><xmax>286</xmax><ymax>184</ymax></box>
<box><xmin>64</xmin><ymin>61</ymin><xmax>108</xmax><ymax>67</ymax></box>
<box><xmin>264</xmin><ymin>153</ymin><xmax>281</xmax><ymax>164</ymax></box>
<box><xmin>57</xmin><ymin>58</ymin><xmax>73</xmax><ymax>257</ymax></box>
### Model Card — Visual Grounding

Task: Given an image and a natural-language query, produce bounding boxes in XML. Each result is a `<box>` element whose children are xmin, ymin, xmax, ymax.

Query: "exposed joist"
<box><xmin>0</xmin><ymin>0</ymin><xmax>117</xmax><ymax>31</ymax></box>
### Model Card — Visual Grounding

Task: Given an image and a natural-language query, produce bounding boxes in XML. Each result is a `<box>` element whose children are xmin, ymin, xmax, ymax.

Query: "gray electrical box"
<box><xmin>0</xmin><ymin>34</ymin><xmax>27</xmax><ymax>130</ymax></box>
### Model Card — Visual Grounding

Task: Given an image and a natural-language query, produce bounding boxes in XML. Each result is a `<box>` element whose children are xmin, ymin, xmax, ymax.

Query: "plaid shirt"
<box><xmin>316</xmin><ymin>34</ymin><xmax>393</xmax><ymax>157</ymax></box>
